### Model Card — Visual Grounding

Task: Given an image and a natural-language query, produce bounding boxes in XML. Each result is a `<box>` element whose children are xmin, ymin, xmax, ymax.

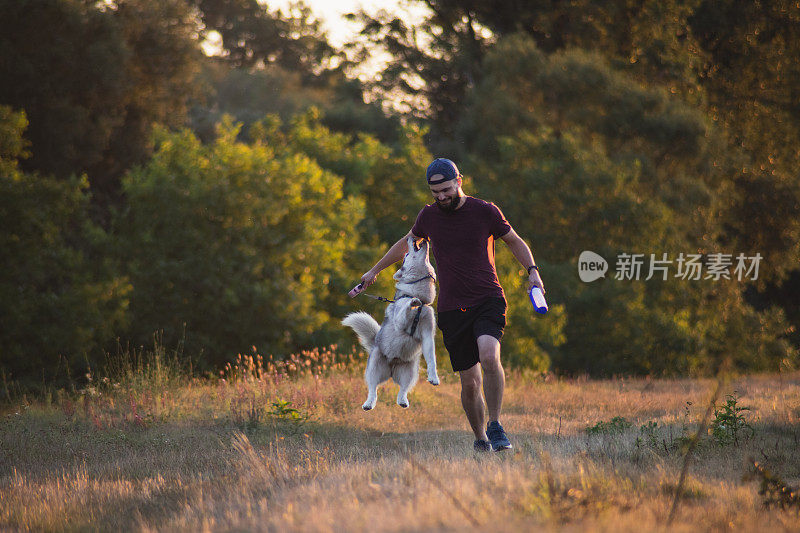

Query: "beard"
<box><xmin>435</xmin><ymin>193</ymin><xmax>463</xmax><ymax>212</ymax></box>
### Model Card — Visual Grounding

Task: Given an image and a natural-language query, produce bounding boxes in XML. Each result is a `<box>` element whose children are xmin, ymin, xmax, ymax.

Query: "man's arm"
<box><xmin>500</xmin><ymin>228</ymin><xmax>545</xmax><ymax>292</ymax></box>
<box><xmin>359</xmin><ymin>231</ymin><xmax>416</xmax><ymax>289</ymax></box>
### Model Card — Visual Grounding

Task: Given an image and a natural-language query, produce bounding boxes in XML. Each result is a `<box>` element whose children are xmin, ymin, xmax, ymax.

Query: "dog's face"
<box><xmin>394</xmin><ymin>236</ymin><xmax>434</xmax><ymax>282</ymax></box>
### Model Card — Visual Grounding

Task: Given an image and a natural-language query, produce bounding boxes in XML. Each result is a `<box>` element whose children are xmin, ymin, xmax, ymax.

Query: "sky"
<box><xmin>202</xmin><ymin>1</ymin><xmax>430</xmax><ymax>77</ymax></box>
<box><xmin>270</xmin><ymin>0</ymin><xmax>430</xmax><ymax>48</ymax></box>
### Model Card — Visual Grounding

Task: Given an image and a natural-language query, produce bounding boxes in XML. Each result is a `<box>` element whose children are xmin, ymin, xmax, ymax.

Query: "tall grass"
<box><xmin>101</xmin><ymin>336</ymin><xmax>191</xmax><ymax>395</ymax></box>
<box><xmin>1</xmin><ymin>344</ymin><xmax>799</xmax><ymax>531</ymax></box>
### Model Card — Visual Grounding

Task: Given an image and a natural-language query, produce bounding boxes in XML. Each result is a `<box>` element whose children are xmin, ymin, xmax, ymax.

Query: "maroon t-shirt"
<box><xmin>411</xmin><ymin>196</ymin><xmax>512</xmax><ymax>312</ymax></box>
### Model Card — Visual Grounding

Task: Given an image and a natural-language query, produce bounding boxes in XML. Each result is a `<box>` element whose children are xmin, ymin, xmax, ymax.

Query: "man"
<box><xmin>358</xmin><ymin>158</ymin><xmax>545</xmax><ymax>452</ymax></box>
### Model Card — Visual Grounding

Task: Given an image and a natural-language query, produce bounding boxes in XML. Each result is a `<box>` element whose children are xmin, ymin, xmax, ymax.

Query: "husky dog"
<box><xmin>343</xmin><ymin>235</ymin><xmax>439</xmax><ymax>410</ymax></box>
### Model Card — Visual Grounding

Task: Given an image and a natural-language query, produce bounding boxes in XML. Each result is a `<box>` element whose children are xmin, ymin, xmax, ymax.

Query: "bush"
<box><xmin>0</xmin><ymin>108</ymin><xmax>129</xmax><ymax>386</ymax></box>
<box><xmin>115</xmin><ymin>118</ymin><xmax>366</xmax><ymax>368</ymax></box>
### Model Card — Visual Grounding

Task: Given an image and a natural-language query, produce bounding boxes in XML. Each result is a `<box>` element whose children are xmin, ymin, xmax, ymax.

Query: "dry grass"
<box><xmin>1</xmin><ymin>350</ymin><xmax>799</xmax><ymax>532</ymax></box>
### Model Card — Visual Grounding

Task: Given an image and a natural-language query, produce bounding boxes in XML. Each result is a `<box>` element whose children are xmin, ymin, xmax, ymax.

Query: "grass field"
<box><xmin>1</xmin><ymin>347</ymin><xmax>799</xmax><ymax>532</ymax></box>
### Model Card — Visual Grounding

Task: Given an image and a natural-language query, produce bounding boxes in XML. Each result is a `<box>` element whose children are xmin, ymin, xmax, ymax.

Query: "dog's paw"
<box><xmin>363</xmin><ymin>393</ymin><xmax>377</xmax><ymax>411</ymax></box>
<box><xmin>428</xmin><ymin>374</ymin><xmax>440</xmax><ymax>386</ymax></box>
<box><xmin>398</xmin><ymin>401</ymin><xmax>409</xmax><ymax>408</ymax></box>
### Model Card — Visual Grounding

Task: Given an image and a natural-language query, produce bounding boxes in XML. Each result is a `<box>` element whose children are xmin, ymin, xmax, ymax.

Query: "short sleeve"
<box><xmin>489</xmin><ymin>202</ymin><xmax>512</xmax><ymax>239</ymax></box>
<box><xmin>411</xmin><ymin>206</ymin><xmax>428</xmax><ymax>239</ymax></box>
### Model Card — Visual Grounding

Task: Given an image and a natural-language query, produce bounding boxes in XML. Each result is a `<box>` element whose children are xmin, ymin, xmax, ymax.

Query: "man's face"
<box><xmin>429</xmin><ymin>176</ymin><xmax>462</xmax><ymax>212</ymax></box>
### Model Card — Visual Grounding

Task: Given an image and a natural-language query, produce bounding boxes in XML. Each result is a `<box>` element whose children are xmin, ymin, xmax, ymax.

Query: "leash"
<box><xmin>349</xmin><ymin>274</ymin><xmax>435</xmax><ymax>303</ymax></box>
<box><xmin>361</xmin><ymin>292</ymin><xmax>397</xmax><ymax>304</ymax></box>
<box><xmin>348</xmin><ymin>274</ymin><xmax>434</xmax><ymax>336</ymax></box>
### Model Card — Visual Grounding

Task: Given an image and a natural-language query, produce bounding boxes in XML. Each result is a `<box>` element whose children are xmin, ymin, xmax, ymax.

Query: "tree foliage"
<box><xmin>0</xmin><ymin>0</ymin><xmax>128</xmax><ymax>181</ymax></box>
<box><xmin>194</xmin><ymin>0</ymin><xmax>336</xmax><ymax>76</ymax></box>
<box><xmin>115</xmin><ymin>118</ymin><xmax>368</xmax><ymax>367</ymax></box>
<box><xmin>0</xmin><ymin>108</ymin><xmax>129</xmax><ymax>384</ymax></box>
<box><xmin>190</xmin><ymin>60</ymin><xmax>401</xmax><ymax>147</ymax></box>
<box><xmin>1</xmin><ymin>0</ymin><xmax>798</xmax><ymax>383</ymax></box>
<box><xmin>190</xmin><ymin>0</ymin><xmax>403</xmax><ymax>153</ymax></box>
<box><xmin>89</xmin><ymin>0</ymin><xmax>202</xmax><ymax>207</ymax></box>
<box><xmin>279</xmin><ymin>108</ymin><xmax>431</xmax><ymax>244</ymax></box>
<box><xmin>0</xmin><ymin>0</ymin><xmax>202</xmax><ymax>211</ymax></box>
<box><xmin>351</xmin><ymin>1</ymin><xmax>799</xmax><ymax>284</ymax></box>
<box><xmin>348</xmin><ymin>3</ymin><xmax>488</xmax><ymax>150</ymax></box>
<box><xmin>459</xmin><ymin>35</ymin><xmax>795</xmax><ymax>374</ymax></box>
<box><xmin>0</xmin><ymin>106</ymin><xmax>31</xmax><ymax>177</ymax></box>
<box><xmin>689</xmin><ymin>0</ymin><xmax>800</xmax><ymax>284</ymax></box>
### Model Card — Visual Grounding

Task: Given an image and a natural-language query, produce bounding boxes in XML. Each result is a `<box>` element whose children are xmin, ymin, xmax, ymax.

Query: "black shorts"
<box><xmin>437</xmin><ymin>297</ymin><xmax>507</xmax><ymax>372</ymax></box>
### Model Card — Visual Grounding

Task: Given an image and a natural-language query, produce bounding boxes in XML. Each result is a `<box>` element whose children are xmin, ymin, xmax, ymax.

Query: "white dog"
<box><xmin>343</xmin><ymin>236</ymin><xmax>439</xmax><ymax>410</ymax></box>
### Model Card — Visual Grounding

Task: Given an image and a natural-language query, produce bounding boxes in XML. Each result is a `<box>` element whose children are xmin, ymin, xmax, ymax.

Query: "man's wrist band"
<box><xmin>527</xmin><ymin>265</ymin><xmax>538</xmax><ymax>275</ymax></box>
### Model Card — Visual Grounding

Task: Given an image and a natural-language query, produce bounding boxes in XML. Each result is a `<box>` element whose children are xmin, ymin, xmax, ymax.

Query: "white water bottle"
<box><xmin>529</xmin><ymin>287</ymin><xmax>548</xmax><ymax>314</ymax></box>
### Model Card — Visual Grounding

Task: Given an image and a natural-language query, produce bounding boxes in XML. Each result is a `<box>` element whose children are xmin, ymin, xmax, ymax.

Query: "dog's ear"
<box><xmin>410</xmin><ymin>298</ymin><xmax>422</xmax><ymax>308</ymax></box>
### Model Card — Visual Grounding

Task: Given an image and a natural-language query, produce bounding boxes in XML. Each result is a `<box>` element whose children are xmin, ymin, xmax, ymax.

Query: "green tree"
<box><xmin>688</xmin><ymin>1</ymin><xmax>800</xmax><ymax>329</ymax></box>
<box><xmin>115</xmin><ymin>118</ymin><xmax>366</xmax><ymax>367</ymax></box>
<box><xmin>194</xmin><ymin>0</ymin><xmax>337</xmax><ymax>77</ymax></box>
<box><xmin>190</xmin><ymin>0</ymin><xmax>402</xmax><ymax>146</ymax></box>
<box><xmin>353</xmin><ymin>1</ymin><xmax>800</xmax><ymax>355</ymax></box>
<box><xmin>436</xmin><ymin>0</ymin><xmax>703</xmax><ymax>86</ymax></box>
<box><xmin>458</xmin><ymin>35</ymin><xmax>795</xmax><ymax>375</ymax></box>
<box><xmin>0</xmin><ymin>0</ymin><xmax>128</xmax><ymax>180</ymax></box>
<box><xmin>89</xmin><ymin>0</ymin><xmax>202</xmax><ymax>209</ymax></box>
<box><xmin>348</xmin><ymin>3</ymin><xmax>490</xmax><ymax>151</ymax></box>
<box><xmin>0</xmin><ymin>107</ymin><xmax>130</xmax><ymax>386</ymax></box>
<box><xmin>438</xmin><ymin>1</ymin><xmax>800</xmax><ymax>284</ymax></box>
<box><xmin>0</xmin><ymin>106</ymin><xmax>31</xmax><ymax>177</ymax></box>
<box><xmin>189</xmin><ymin>61</ymin><xmax>401</xmax><ymax>146</ymax></box>
<box><xmin>350</xmin><ymin>0</ymin><xmax>704</xmax><ymax>154</ymax></box>
<box><xmin>280</xmin><ymin>108</ymin><xmax>431</xmax><ymax>245</ymax></box>
<box><xmin>0</xmin><ymin>0</ymin><xmax>202</xmax><ymax>213</ymax></box>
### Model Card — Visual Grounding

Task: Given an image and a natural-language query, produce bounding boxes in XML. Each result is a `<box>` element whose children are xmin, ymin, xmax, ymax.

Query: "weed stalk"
<box><xmin>666</xmin><ymin>378</ymin><xmax>722</xmax><ymax>525</ymax></box>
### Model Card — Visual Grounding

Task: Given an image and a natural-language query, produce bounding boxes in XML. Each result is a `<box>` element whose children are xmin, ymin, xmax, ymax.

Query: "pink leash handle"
<box><xmin>348</xmin><ymin>283</ymin><xmax>365</xmax><ymax>298</ymax></box>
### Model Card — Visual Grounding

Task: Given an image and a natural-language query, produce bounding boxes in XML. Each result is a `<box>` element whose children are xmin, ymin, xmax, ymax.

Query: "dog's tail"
<box><xmin>342</xmin><ymin>312</ymin><xmax>380</xmax><ymax>353</ymax></box>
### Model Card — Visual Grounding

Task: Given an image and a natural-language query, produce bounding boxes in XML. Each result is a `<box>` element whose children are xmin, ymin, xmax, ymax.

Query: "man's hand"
<box><xmin>360</xmin><ymin>269</ymin><xmax>378</xmax><ymax>289</ymax></box>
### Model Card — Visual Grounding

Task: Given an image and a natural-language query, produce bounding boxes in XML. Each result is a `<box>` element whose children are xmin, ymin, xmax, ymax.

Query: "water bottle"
<box><xmin>529</xmin><ymin>287</ymin><xmax>548</xmax><ymax>314</ymax></box>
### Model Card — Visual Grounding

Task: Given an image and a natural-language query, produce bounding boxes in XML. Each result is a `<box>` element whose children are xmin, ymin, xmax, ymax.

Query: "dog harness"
<box><xmin>407</xmin><ymin>305</ymin><xmax>423</xmax><ymax>337</ymax></box>
<box><xmin>354</xmin><ymin>273</ymin><xmax>434</xmax><ymax>337</ymax></box>
<box><xmin>359</xmin><ymin>292</ymin><xmax>427</xmax><ymax>336</ymax></box>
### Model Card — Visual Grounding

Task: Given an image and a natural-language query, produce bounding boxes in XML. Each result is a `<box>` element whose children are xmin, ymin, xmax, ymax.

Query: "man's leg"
<box><xmin>478</xmin><ymin>334</ymin><xmax>512</xmax><ymax>450</ymax></box>
<box><xmin>477</xmin><ymin>334</ymin><xmax>504</xmax><ymax>422</ymax></box>
<box><xmin>458</xmin><ymin>364</ymin><xmax>488</xmax><ymax>441</ymax></box>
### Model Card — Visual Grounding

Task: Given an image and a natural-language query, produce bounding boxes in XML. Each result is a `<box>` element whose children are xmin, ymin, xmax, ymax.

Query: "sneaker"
<box><xmin>486</xmin><ymin>421</ymin><xmax>513</xmax><ymax>451</ymax></box>
<box><xmin>473</xmin><ymin>439</ymin><xmax>491</xmax><ymax>452</ymax></box>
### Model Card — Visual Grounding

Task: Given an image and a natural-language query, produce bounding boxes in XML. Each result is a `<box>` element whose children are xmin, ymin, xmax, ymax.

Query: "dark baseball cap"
<box><xmin>426</xmin><ymin>158</ymin><xmax>461</xmax><ymax>185</ymax></box>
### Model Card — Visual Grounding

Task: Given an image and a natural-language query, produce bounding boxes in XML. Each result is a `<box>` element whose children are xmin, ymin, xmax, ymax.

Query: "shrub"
<box><xmin>585</xmin><ymin>416</ymin><xmax>633</xmax><ymax>435</ymax></box>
